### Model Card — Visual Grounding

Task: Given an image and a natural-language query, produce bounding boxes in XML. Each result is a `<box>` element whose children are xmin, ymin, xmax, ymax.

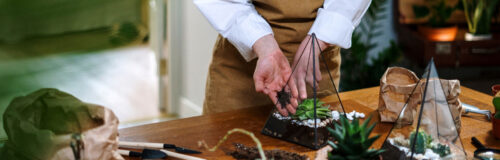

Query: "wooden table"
<box><xmin>119</xmin><ymin>86</ymin><xmax>499</xmax><ymax>159</ymax></box>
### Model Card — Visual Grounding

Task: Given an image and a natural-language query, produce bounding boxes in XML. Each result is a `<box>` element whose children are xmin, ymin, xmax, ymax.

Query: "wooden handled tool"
<box><xmin>160</xmin><ymin>149</ymin><xmax>206</xmax><ymax>160</ymax></box>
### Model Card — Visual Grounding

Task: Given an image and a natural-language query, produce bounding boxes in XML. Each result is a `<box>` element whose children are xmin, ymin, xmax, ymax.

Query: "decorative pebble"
<box><xmin>331</xmin><ymin>111</ymin><xmax>340</xmax><ymax>121</ymax></box>
<box><xmin>423</xmin><ymin>149</ymin><xmax>440</xmax><ymax>160</ymax></box>
<box><xmin>345</xmin><ymin>110</ymin><xmax>365</xmax><ymax>120</ymax></box>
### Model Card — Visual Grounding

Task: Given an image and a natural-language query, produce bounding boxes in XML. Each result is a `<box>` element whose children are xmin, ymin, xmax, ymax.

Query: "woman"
<box><xmin>195</xmin><ymin>0</ymin><xmax>371</xmax><ymax>115</ymax></box>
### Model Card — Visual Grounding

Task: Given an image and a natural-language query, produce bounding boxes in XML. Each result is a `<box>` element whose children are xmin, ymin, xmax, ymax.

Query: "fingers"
<box><xmin>254</xmin><ymin>75</ymin><xmax>265</xmax><ymax>93</ymax></box>
<box><xmin>288</xmin><ymin>77</ymin><xmax>299</xmax><ymax>101</ymax></box>
<box><xmin>269</xmin><ymin>91</ymin><xmax>288</xmax><ymax>116</ymax></box>
<box><xmin>298</xmin><ymin>76</ymin><xmax>307</xmax><ymax>100</ymax></box>
<box><xmin>306</xmin><ymin>70</ymin><xmax>320</xmax><ymax>90</ymax></box>
<box><xmin>315</xmin><ymin>55</ymin><xmax>322</xmax><ymax>82</ymax></box>
<box><xmin>286</xmin><ymin>103</ymin><xmax>296</xmax><ymax>115</ymax></box>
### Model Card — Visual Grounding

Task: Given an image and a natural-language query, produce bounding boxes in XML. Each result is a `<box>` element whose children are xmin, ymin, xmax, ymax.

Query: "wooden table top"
<box><xmin>119</xmin><ymin>86</ymin><xmax>499</xmax><ymax>159</ymax></box>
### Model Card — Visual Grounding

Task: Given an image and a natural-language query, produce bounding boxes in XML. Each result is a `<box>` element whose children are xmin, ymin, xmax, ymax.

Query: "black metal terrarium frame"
<box><xmin>261</xmin><ymin>33</ymin><xmax>346</xmax><ymax>149</ymax></box>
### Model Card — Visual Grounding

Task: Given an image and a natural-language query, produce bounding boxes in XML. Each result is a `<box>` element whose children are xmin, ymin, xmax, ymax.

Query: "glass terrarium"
<box><xmin>261</xmin><ymin>34</ymin><xmax>347</xmax><ymax>149</ymax></box>
<box><xmin>380</xmin><ymin>59</ymin><xmax>467</xmax><ymax>159</ymax></box>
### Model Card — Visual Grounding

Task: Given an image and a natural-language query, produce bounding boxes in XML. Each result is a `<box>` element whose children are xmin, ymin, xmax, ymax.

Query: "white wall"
<box><xmin>168</xmin><ymin>0</ymin><xmax>217</xmax><ymax>118</ymax></box>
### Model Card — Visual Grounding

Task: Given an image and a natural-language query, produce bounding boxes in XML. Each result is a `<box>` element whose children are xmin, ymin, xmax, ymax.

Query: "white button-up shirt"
<box><xmin>194</xmin><ymin>0</ymin><xmax>372</xmax><ymax>62</ymax></box>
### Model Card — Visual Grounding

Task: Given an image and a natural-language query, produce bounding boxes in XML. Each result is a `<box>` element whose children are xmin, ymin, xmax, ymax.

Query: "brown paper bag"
<box><xmin>378</xmin><ymin>67</ymin><xmax>420</xmax><ymax>123</ymax></box>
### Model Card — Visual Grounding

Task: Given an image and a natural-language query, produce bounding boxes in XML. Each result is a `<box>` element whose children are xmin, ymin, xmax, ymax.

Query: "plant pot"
<box><xmin>493</xmin><ymin>113</ymin><xmax>500</xmax><ymax>139</ymax></box>
<box><xmin>417</xmin><ymin>25</ymin><xmax>458</xmax><ymax>41</ymax></box>
<box><xmin>492</xmin><ymin>84</ymin><xmax>500</xmax><ymax>95</ymax></box>
<box><xmin>465</xmin><ymin>32</ymin><xmax>492</xmax><ymax>41</ymax></box>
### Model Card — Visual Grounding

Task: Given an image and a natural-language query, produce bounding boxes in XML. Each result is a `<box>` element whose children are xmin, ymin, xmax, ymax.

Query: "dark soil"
<box><xmin>380</xmin><ymin>142</ymin><xmax>409</xmax><ymax>160</ymax></box>
<box><xmin>227</xmin><ymin>143</ymin><xmax>308</xmax><ymax>160</ymax></box>
<box><xmin>262</xmin><ymin>113</ymin><xmax>334</xmax><ymax>149</ymax></box>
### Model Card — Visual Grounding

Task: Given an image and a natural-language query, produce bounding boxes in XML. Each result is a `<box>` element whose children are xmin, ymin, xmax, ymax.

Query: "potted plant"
<box><xmin>492</xmin><ymin>92</ymin><xmax>500</xmax><ymax>139</ymax></box>
<box><xmin>462</xmin><ymin>0</ymin><xmax>500</xmax><ymax>41</ymax></box>
<box><xmin>325</xmin><ymin>116</ymin><xmax>385</xmax><ymax>160</ymax></box>
<box><xmin>413</xmin><ymin>0</ymin><xmax>460</xmax><ymax>41</ymax></box>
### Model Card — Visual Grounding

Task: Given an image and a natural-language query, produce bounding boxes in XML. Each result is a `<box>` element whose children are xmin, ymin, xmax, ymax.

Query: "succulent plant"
<box><xmin>431</xmin><ymin>143</ymin><xmax>451</xmax><ymax>157</ymax></box>
<box><xmin>291</xmin><ymin>99</ymin><xmax>331</xmax><ymax>120</ymax></box>
<box><xmin>327</xmin><ymin>115</ymin><xmax>384</xmax><ymax>160</ymax></box>
<box><xmin>409</xmin><ymin>130</ymin><xmax>433</xmax><ymax>154</ymax></box>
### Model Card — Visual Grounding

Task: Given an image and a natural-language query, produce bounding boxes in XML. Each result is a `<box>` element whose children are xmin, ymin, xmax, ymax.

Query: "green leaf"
<box><xmin>328</xmin><ymin>141</ymin><xmax>338</xmax><ymax>149</ymax></box>
<box><xmin>306</xmin><ymin>111</ymin><xmax>315</xmax><ymax>119</ymax></box>
<box><xmin>413</xmin><ymin>5</ymin><xmax>430</xmax><ymax>18</ymax></box>
<box><xmin>493</xmin><ymin>96</ymin><xmax>500</xmax><ymax>112</ymax></box>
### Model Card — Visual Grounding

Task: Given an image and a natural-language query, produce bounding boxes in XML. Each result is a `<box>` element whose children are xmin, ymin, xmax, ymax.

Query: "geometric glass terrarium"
<box><xmin>380</xmin><ymin>59</ymin><xmax>467</xmax><ymax>159</ymax></box>
<box><xmin>261</xmin><ymin>33</ymin><xmax>347</xmax><ymax>150</ymax></box>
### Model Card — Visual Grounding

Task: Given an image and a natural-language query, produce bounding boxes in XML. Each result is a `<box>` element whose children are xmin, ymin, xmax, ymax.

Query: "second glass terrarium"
<box><xmin>380</xmin><ymin>59</ymin><xmax>467</xmax><ymax>159</ymax></box>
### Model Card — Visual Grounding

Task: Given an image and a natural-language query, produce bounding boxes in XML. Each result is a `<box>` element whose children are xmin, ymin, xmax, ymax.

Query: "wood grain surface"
<box><xmin>119</xmin><ymin>86</ymin><xmax>499</xmax><ymax>159</ymax></box>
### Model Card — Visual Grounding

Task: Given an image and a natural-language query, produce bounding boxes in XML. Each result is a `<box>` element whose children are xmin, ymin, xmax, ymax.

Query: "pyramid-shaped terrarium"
<box><xmin>380</xmin><ymin>59</ymin><xmax>467</xmax><ymax>159</ymax></box>
<box><xmin>261</xmin><ymin>34</ymin><xmax>347</xmax><ymax>149</ymax></box>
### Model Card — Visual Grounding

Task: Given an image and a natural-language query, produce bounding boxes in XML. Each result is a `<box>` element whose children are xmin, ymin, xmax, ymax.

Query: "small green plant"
<box><xmin>409</xmin><ymin>130</ymin><xmax>451</xmax><ymax>157</ymax></box>
<box><xmin>327</xmin><ymin>116</ymin><xmax>384</xmax><ymax>160</ymax></box>
<box><xmin>409</xmin><ymin>130</ymin><xmax>433</xmax><ymax>154</ymax></box>
<box><xmin>462</xmin><ymin>0</ymin><xmax>500</xmax><ymax>35</ymax></box>
<box><xmin>493</xmin><ymin>92</ymin><xmax>500</xmax><ymax>119</ymax></box>
<box><xmin>292</xmin><ymin>99</ymin><xmax>331</xmax><ymax>120</ymax></box>
<box><xmin>413</xmin><ymin>0</ymin><xmax>460</xmax><ymax>27</ymax></box>
<box><xmin>431</xmin><ymin>143</ymin><xmax>451</xmax><ymax>157</ymax></box>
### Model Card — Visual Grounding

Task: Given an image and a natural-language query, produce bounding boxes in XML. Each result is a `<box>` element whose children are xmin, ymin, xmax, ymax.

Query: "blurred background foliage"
<box><xmin>340</xmin><ymin>0</ymin><xmax>402</xmax><ymax>91</ymax></box>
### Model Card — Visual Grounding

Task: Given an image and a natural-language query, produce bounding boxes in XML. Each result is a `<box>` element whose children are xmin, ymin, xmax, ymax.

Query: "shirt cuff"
<box><xmin>308</xmin><ymin>8</ymin><xmax>355</xmax><ymax>49</ymax></box>
<box><xmin>226</xmin><ymin>12</ymin><xmax>273</xmax><ymax>62</ymax></box>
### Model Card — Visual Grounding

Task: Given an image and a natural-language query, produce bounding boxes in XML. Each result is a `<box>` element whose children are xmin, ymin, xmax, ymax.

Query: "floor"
<box><xmin>0</xmin><ymin>30</ymin><xmax>168</xmax><ymax>140</ymax></box>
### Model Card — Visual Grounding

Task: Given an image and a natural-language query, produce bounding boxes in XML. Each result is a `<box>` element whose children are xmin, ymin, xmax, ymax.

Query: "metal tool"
<box><xmin>471</xmin><ymin>137</ymin><xmax>500</xmax><ymax>160</ymax></box>
<box><xmin>119</xmin><ymin>141</ymin><xmax>201</xmax><ymax>154</ymax></box>
<box><xmin>462</xmin><ymin>103</ymin><xmax>492</xmax><ymax>121</ymax></box>
<box><xmin>118</xmin><ymin>149</ymin><xmax>167</xmax><ymax>159</ymax></box>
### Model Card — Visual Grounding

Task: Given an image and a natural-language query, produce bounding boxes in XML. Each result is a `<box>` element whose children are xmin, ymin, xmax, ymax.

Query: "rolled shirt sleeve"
<box><xmin>308</xmin><ymin>0</ymin><xmax>372</xmax><ymax>49</ymax></box>
<box><xmin>194</xmin><ymin>0</ymin><xmax>273</xmax><ymax>62</ymax></box>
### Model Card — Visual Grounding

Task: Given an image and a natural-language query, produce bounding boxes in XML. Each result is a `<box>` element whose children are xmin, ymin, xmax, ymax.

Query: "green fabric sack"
<box><xmin>0</xmin><ymin>88</ymin><xmax>122</xmax><ymax>160</ymax></box>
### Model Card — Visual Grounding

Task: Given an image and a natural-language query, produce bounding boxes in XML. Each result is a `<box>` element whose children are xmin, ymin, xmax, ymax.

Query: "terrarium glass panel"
<box><xmin>261</xmin><ymin>34</ymin><xmax>347</xmax><ymax>149</ymax></box>
<box><xmin>380</xmin><ymin>59</ymin><xmax>467</xmax><ymax>159</ymax></box>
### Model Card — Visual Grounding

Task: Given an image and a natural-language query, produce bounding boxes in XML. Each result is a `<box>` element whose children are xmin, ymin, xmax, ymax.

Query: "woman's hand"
<box><xmin>253</xmin><ymin>34</ymin><xmax>298</xmax><ymax>116</ymax></box>
<box><xmin>291</xmin><ymin>35</ymin><xmax>331</xmax><ymax>100</ymax></box>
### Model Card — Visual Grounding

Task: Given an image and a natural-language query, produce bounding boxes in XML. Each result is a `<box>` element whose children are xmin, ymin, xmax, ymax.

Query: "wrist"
<box><xmin>253</xmin><ymin>34</ymin><xmax>281</xmax><ymax>58</ymax></box>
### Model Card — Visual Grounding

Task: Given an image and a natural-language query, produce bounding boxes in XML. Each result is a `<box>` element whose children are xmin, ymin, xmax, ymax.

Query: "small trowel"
<box><xmin>462</xmin><ymin>103</ymin><xmax>492</xmax><ymax>121</ymax></box>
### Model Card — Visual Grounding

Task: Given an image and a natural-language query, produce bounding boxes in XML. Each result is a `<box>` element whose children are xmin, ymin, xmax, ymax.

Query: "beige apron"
<box><xmin>203</xmin><ymin>0</ymin><xmax>342</xmax><ymax>114</ymax></box>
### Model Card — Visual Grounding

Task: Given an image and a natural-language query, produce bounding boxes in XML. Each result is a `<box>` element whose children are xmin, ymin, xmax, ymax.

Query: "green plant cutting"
<box><xmin>291</xmin><ymin>99</ymin><xmax>331</xmax><ymax>120</ymax></box>
<box><xmin>326</xmin><ymin>116</ymin><xmax>385</xmax><ymax>160</ymax></box>
<box><xmin>413</xmin><ymin>0</ymin><xmax>460</xmax><ymax>27</ymax></box>
<box><xmin>462</xmin><ymin>0</ymin><xmax>500</xmax><ymax>35</ymax></box>
<box><xmin>493</xmin><ymin>92</ymin><xmax>500</xmax><ymax>119</ymax></box>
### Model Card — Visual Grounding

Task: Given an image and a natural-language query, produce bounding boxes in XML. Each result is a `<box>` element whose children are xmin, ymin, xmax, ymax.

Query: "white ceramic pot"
<box><xmin>465</xmin><ymin>32</ymin><xmax>492</xmax><ymax>41</ymax></box>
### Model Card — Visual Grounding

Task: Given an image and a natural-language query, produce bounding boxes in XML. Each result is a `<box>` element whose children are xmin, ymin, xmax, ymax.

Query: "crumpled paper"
<box><xmin>0</xmin><ymin>88</ymin><xmax>123</xmax><ymax>160</ymax></box>
<box><xmin>378</xmin><ymin>67</ymin><xmax>462</xmax><ymax>133</ymax></box>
